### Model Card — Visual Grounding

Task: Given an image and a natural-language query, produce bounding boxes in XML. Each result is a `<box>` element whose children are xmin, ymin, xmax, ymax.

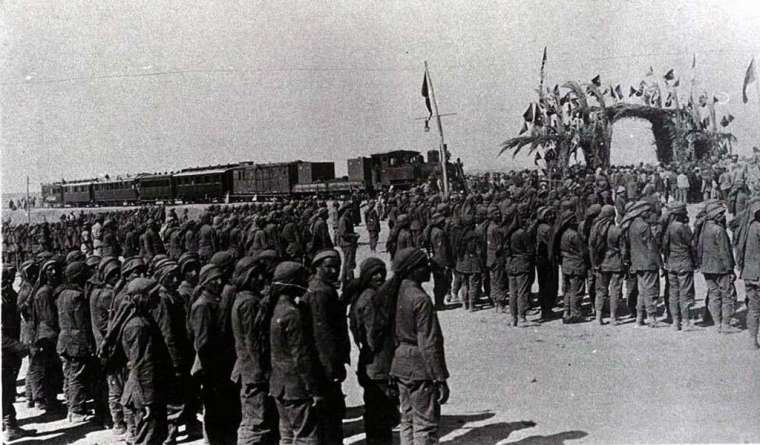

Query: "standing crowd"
<box><xmin>2</xmin><ymin>156</ymin><xmax>760</xmax><ymax>445</ymax></box>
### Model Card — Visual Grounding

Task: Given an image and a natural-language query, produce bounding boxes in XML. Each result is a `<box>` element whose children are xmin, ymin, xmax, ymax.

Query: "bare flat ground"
<box><xmin>7</xmin><ymin>207</ymin><xmax>760</xmax><ymax>444</ymax></box>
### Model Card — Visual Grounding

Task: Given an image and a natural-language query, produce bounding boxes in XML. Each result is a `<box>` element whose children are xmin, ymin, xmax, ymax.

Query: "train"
<box><xmin>41</xmin><ymin>150</ymin><xmax>461</xmax><ymax>207</ymax></box>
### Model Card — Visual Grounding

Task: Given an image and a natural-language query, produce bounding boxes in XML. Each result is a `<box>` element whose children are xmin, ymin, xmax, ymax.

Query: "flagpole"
<box><xmin>754</xmin><ymin>61</ymin><xmax>760</xmax><ymax>126</ymax></box>
<box><xmin>424</xmin><ymin>61</ymin><xmax>450</xmax><ymax>199</ymax></box>
<box><xmin>26</xmin><ymin>175</ymin><xmax>31</xmax><ymax>224</ymax></box>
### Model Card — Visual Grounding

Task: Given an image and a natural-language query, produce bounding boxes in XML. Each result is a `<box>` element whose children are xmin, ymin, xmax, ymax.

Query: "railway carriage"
<box><xmin>61</xmin><ymin>181</ymin><xmax>94</xmax><ymax>206</ymax></box>
<box><xmin>92</xmin><ymin>178</ymin><xmax>138</xmax><ymax>205</ymax></box>
<box><xmin>137</xmin><ymin>173</ymin><xmax>174</xmax><ymax>202</ymax></box>
<box><xmin>174</xmin><ymin>167</ymin><xmax>233</xmax><ymax>203</ymax></box>
<box><xmin>41</xmin><ymin>183</ymin><xmax>64</xmax><ymax>207</ymax></box>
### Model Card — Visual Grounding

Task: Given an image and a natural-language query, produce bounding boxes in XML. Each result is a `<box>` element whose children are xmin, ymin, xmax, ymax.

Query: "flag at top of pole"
<box><xmin>742</xmin><ymin>57</ymin><xmax>756</xmax><ymax>104</ymax></box>
<box><xmin>421</xmin><ymin>71</ymin><xmax>433</xmax><ymax>132</ymax></box>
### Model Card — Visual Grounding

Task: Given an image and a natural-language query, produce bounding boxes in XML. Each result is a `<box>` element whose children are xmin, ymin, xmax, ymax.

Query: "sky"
<box><xmin>2</xmin><ymin>1</ymin><xmax>760</xmax><ymax>192</ymax></box>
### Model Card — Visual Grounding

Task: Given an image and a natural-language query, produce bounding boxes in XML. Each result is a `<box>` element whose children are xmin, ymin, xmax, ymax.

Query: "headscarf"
<box><xmin>343</xmin><ymin>257</ymin><xmax>386</xmax><ymax>307</ymax></box>
<box><xmin>588</xmin><ymin>205</ymin><xmax>616</xmax><ymax>266</ymax></box>
<box><xmin>733</xmin><ymin>197</ymin><xmax>760</xmax><ymax>273</ymax></box>
<box><xmin>619</xmin><ymin>201</ymin><xmax>652</xmax><ymax>235</ymax></box>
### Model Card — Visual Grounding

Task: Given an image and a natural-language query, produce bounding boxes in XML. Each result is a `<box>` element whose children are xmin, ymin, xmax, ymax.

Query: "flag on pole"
<box><xmin>421</xmin><ymin>71</ymin><xmax>433</xmax><ymax>131</ymax></box>
<box><xmin>742</xmin><ymin>57</ymin><xmax>756</xmax><ymax>104</ymax></box>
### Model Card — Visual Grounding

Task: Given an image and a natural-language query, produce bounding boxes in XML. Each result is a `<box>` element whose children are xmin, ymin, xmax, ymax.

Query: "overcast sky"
<box><xmin>3</xmin><ymin>1</ymin><xmax>760</xmax><ymax>192</ymax></box>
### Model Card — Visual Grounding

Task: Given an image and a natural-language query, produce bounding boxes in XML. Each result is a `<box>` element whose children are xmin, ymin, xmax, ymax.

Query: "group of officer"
<box><xmin>1</xmin><ymin>198</ymin><xmax>449</xmax><ymax>445</ymax></box>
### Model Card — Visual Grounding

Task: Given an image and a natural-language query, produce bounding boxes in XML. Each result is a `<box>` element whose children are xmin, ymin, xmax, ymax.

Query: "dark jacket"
<box><xmin>697</xmin><ymin>220</ymin><xmax>735</xmax><ymax>275</ymax></box>
<box><xmin>349</xmin><ymin>287</ymin><xmax>394</xmax><ymax>381</ymax></box>
<box><xmin>429</xmin><ymin>225</ymin><xmax>452</xmax><ymax>268</ymax></box>
<box><xmin>231</xmin><ymin>290</ymin><xmax>268</xmax><ymax>386</ymax></box>
<box><xmin>628</xmin><ymin>217</ymin><xmax>661</xmax><ymax>272</ymax></box>
<box><xmin>56</xmin><ymin>284</ymin><xmax>95</xmax><ymax>357</ymax></box>
<box><xmin>188</xmin><ymin>290</ymin><xmax>225</xmax><ymax>380</ymax></box>
<box><xmin>740</xmin><ymin>220</ymin><xmax>760</xmax><ymax>281</ymax></box>
<box><xmin>304</xmin><ymin>276</ymin><xmax>350</xmax><ymax>383</ymax></box>
<box><xmin>560</xmin><ymin>227</ymin><xmax>587</xmax><ymax>276</ymax></box>
<box><xmin>32</xmin><ymin>284</ymin><xmax>59</xmax><ymax>345</ymax></box>
<box><xmin>601</xmin><ymin>225</ymin><xmax>626</xmax><ymax>272</ymax></box>
<box><xmin>121</xmin><ymin>314</ymin><xmax>170</xmax><ymax>408</ymax></box>
<box><xmin>89</xmin><ymin>283</ymin><xmax>115</xmax><ymax>351</ymax></box>
<box><xmin>663</xmin><ymin>220</ymin><xmax>695</xmax><ymax>273</ymax></box>
<box><xmin>269</xmin><ymin>294</ymin><xmax>321</xmax><ymax>400</ymax></box>
<box><xmin>198</xmin><ymin>224</ymin><xmax>217</xmax><ymax>258</ymax></box>
<box><xmin>390</xmin><ymin>279</ymin><xmax>449</xmax><ymax>382</ymax></box>
<box><xmin>2</xmin><ymin>285</ymin><xmax>26</xmax><ymax>369</ymax></box>
<box><xmin>506</xmin><ymin>225</ymin><xmax>535</xmax><ymax>275</ymax></box>
<box><xmin>151</xmin><ymin>287</ymin><xmax>192</xmax><ymax>371</ymax></box>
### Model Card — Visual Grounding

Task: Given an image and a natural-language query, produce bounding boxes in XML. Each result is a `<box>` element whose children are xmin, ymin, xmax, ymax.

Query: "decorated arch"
<box><xmin>500</xmin><ymin>67</ymin><xmax>736</xmax><ymax>172</ymax></box>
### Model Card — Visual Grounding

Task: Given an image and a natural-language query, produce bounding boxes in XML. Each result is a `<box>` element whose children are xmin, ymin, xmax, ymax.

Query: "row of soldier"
<box><xmin>1</xmin><ymin>197</ymin><xmax>449</xmax><ymax>445</ymax></box>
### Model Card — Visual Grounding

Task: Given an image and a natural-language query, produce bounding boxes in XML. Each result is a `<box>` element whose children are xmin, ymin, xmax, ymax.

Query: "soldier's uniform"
<box><xmin>29</xmin><ymin>260</ymin><xmax>63</xmax><ymax>410</ymax></box>
<box><xmin>626</xmin><ymin>203</ymin><xmax>661</xmax><ymax>325</ymax></box>
<box><xmin>662</xmin><ymin>202</ymin><xmax>696</xmax><ymax>330</ymax></box>
<box><xmin>697</xmin><ymin>202</ymin><xmax>737</xmax><ymax>332</ymax></box>
<box><xmin>535</xmin><ymin>208</ymin><xmax>558</xmax><ymax>320</ymax></box>
<box><xmin>305</xmin><ymin>257</ymin><xmax>350</xmax><ymax>444</ymax></box>
<box><xmin>364</xmin><ymin>203</ymin><xmax>381</xmax><ymax>253</ymax></box>
<box><xmin>390</xmin><ymin>249</ymin><xmax>449</xmax><ymax>444</ymax></box>
<box><xmin>2</xmin><ymin>265</ymin><xmax>30</xmax><ymax>439</ymax></box>
<box><xmin>456</xmin><ymin>218</ymin><xmax>483</xmax><ymax>312</ymax></box>
<box><xmin>558</xmin><ymin>215</ymin><xmax>587</xmax><ymax>322</ymax></box>
<box><xmin>269</xmin><ymin>262</ymin><xmax>322</xmax><ymax>444</ymax></box>
<box><xmin>428</xmin><ymin>214</ymin><xmax>453</xmax><ymax>309</ymax></box>
<box><xmin>589</xmin><ymin>205</ymin><xmax>624</xmax><ymax>324</ymax></box>
<box><xmin>506</xmin><ymin>206</ymin><xmax>535</xmax><ymax>326</ymax></box>
<box><xmin>485</xmin><ymin>207</ymin><xmax>507</xmax><ymax>313</ymax></box>
<box><xmin>337</xmin><ymin>203</ymin><xmax>359</xmax><ymax>286</ymax></box>
<box><xmin>737</xmin><ymin>199</ymin><xmax>760</xmax><ymax>348</ymax></box>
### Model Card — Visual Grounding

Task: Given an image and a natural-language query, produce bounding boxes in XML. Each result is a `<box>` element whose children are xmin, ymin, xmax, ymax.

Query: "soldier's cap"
<box><xmin>155</xmin><ymin>260</ymin><xmax>179</xmax><ymax>282</ymax></box>
<box><xmin>704</xmin><ymin>201</ymin><xmax>726</xmax><ymax>220</ymax></box>
<box><xmin>65</xmin><ymin>250</ymin><xmax>86</xmax><ymax>265</ymax></box>
<box><xmin>149</xmin><ymin>254</ymin><xmax>169</xmax><ymax>273</ymax></box>
<box><xmin>666</xmin><ymin>201</ymin><xmax>687</xmax><ymax>216</ymax></box>
<box><xmin>359</xmin><ymin>257</ymin><xmax>386</xmax><ymax>279</ymax></box>
<box><xmin>586</xmin><ymin>204</ymin><xmax>602</xmax><ymax>218</ymax></box>
<box><xmin>391</xmin><ymin>248</ymin><xmax>428</xmax><ymax>275</ymax></box>
<box><xmin>312</xmin><ymin>248</ymin><xmax>340</xmax><ymax>267</ymax></box>
<box><xmin>178</xmin><ymin>252</ymin><xmax>200</xmax><ymax>272</ymax></box>
<box><xmin>99</xmin><ymin>257</ymin><xmax>121</xmax><ymax>281</ymax></box>
<box><xmin>64</xmin><ymin>261</ymin><xmax>87</xmax><ymax>282</ymax></box>
<box><xmin>210</xmin><ymin>251</ymin><xmax>235</xmax><ymax>271</ymax></box>
<box><xmin>20</xmin><ymin>260</ymin><xmax>37</xmax><ymax>274</ymax></box>
<box><xmin>599</xmin><ymin>205</ymin><xmax>616</xmax><ymax>219</ymax></box>
<box><xmin>253</xmin><ymin>249</ymin><xmax>279</xmax><ymax>264</ymax></box>
<box><xmin>198</xmin><ymin>264</ymin><xmax>224</xmax><ymax>288</ymax></box>
<box><xmin>85</xmin><ymin>255</ymin><xmax>102</xmax><ymax>268</ymax></box>
<box><xmin>536</xmin><ymin>206</ymin><xmax>553</xmax><ymax>221</ymax></box>
<box><xmin>127</xmin><ymin>277</ymin><xmax>159</xmax><ymax>296</ymax></box>
<box><xmin>121</xmin><ymin>256</ymin><xmax>146</xmax><ymax>277</ymax></box>
<box><xmin>272</xmin><ymin>262</ymin><xmax>307</xmax><ymax>291</ymax></box>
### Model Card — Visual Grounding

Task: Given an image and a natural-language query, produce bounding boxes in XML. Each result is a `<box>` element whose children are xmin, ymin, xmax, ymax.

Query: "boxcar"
<box><xmin>174</xmin><ymin>168</ymin><xmax>232</xmax><ymax>203</ymax></box>
<box><xmin>41</xmin><ymin>182</ymin><xmax>64</xmax><ymax>207</ymax></box>
<box><xmin>92</xmin><ymin>178</ymin><xmax>138</xmax><ymax>205</ymax></box>
<box><xmin>62</xmin><ymin>182</ymin><xmax>93</xmax><ymax>206</ymax></box>
<box><xmin>137</xmin><ymin>174</ymin><xmax>174</xmax><ymax>202</ymax></box>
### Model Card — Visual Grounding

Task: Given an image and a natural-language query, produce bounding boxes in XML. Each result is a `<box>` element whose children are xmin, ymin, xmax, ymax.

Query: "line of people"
<box><xmin>1</xmin><ymin>199</ymin><xmax>449</xmax><ymax>445</ymax></box>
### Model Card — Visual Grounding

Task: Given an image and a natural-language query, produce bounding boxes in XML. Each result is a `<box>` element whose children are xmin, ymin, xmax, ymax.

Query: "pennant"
<box><xmin>615</xmin><ymin>84</ymin><xmax>623</xmax><ymax>99</ymax></box>
<box><xmin>743</xmin><ymin>57</ymin><xmax>756</xmax><ymax>104</ymax></box>
<box><xmin>534</xmin><ymin>152</ymin><xmax>542</xmax><ymax>166</ymax></box>
<box><xmin>646</xmin><ymin>66</ymin><xmax>654</xmax><ymax>76</ymax></box>
<box><xmin>519</xmin><ymin>121</ymin><xmax>528</xmax><ymax>135</ymax></box>
<box><xmin>539</xmin><ymin>47</ymin><xmax>548</xmax><ymax>96</ymax></box>
<box><xmin>720</xmin><ymin>114</ymin><xmax>735</xmax><ymax>127</ymax></box>
<box><xmin>664</xmin><ymin>68</ymin><xmax>675</xmax><ymax>81</ymax></box>
<box><xmin>608</xmin><ymin>85</ymin><xmax>616</xmax><ymax>100</ymax></box>
<box><xmin>692</xmin><ymin>53</ymin><xmax>696</xmax><ymax>69</ymax></box>
<box><xmin>553</xmin><ymin>84</ymin><xmax>560</xmax><ymax>96</ymax></box>
<box><xmin>421</xmin><ymin>71</ymin><xmax>432</xmax><ymax>131</ymax></box>
<box><xmin>673</xmin><ymin>78</ymin><xmax>680</xmax><ymax>88</ymax></box>
<box><xmin>664</xmin><ymin>92</ymin><xmax>673</xmax><ymax>107</ymax></box>
<box><xmin>629</xmin><ymin>86</ymin><xmax>637</xmax><ymax>97</ymax></box>
<box><xmin>523</xmin><ymin>103</ymin><xmax>535</xmax><ymax>122</ymax></box>
<box><xmin>591</xmin><ymin>74</ymin><xmax>601</xmax><ymax>87</ymax></box>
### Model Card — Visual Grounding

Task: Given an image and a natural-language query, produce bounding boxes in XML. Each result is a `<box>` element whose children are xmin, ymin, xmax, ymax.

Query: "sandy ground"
<box><xmin>5</xmin><ymin>207</ymin><xmax>760</xmax><ymax>444</ymax></box>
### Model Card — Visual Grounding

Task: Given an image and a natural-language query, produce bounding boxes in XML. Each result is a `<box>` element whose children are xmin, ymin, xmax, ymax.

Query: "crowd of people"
<box><xmin>2</xmin><ymin>154</ymin><xmax>760</xmax><ymax>445</ymax></box>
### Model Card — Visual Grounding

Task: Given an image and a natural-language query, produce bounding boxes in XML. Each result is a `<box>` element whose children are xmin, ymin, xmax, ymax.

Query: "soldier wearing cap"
<box><xmin>305</xmin><ymin>249</ymin><xmax>350</xmax><ymax>443</ymax></box>
<box><xmin>506</xmin><ymin>203</ymin><xmax>536</xmax><ymax>326</ymax></box>
<box><xmin>427</xmin><ymin>209</ymin><xmax>453</xmax><ymax>310</ymax></box>
<box><xmin>736</xmin><ymin>198</ymin><xmax>760</xmax><ymax>349</ymax></box>
<box><xmin>337</xmin><ymin>201</ymin><xmax>360</xmax><ymax>287</ymax></box>
<box><xmin>28</xmin><ymin>259</ymin><xmax>63</xmax><ymax>411</ymax></box>
<box><xmin>554</xmin><ymin>208</ymin><xmax>586</xmax><ymax>324</ymax></box>
<box><xmin>152</xmin><ymin>260</ymin><xmax>199</xmax><ymax>443</ymax></box>
<box><xmin>269</xmin><ymin>261</ymin><xmax>322</xmax><ymax>444</ymax></box>
<box><xmin>177</xmin><ymin>252</ymin><xmax>200</xmax><ymax>312</ymax></box>
<box><xmin>697</xmin><ymin>201</ymin><xmax>739</xmax><ymax>333</ymax></box>
<box><xmin>90</xmin><ymin>257</ymin><xmax>122</xmax><ymax>431</ymax></box>
<box><xmin>485</xmin><ymin>205</ymin><xmax>507</xmax><ymax>313</ymax></box>
<box><xmin>456</xmin><ymin>215</ymin><xmax>484</xmax><ymax>312</ymax></box>
<box><xmin>588</xmin><ymin>205</ymin><xmax>625</xmax><ymax>325</ymax></box>
<box><xmin>231</xmin><ymin>252</ymin><xmax>278</xmax><ymax>444</ymax></box>
<box><xmin>621</xmin><ymin>201</ymin><xmax>660</xmax><ymax>327</ymax></box>
<box><xmin>388</xmin><ymin>248</ymin><xmax>449</xmax><ymax>444</ymax></box>
<box><xmin>535</xmin><ymin>207</ymin><xmax>558</xmax><ymax>320</ymax></box>
<box><xmin>190</xmin><ymin>263</ymin><xmax>241</xmax><ymax>444</ymax></box>
<box><xmin>121</xmin><ymin>277</ymin><xmax>171</xmax><ymax>445</ymax></box>
<box><xmin>364</xmin><ymin>200</ymin><xmax>381</xmax><ymax>253</ymax></box>
<box><xmin>307</xmin><ymin>208</ymin><xmax>333</xmax><ymax>263</ymax></box>
<box><xmin>198</xmin><ymin>214</ymin><xmax>218</xmax><ymax>263</ymax></box>
<box><xmin>2</xmin><ymin>263</ymin><xmax>34</xmax><ymax>441</ymax></box>
<box><xmin>662</xmin><ymin>202</ymin><xmax>696</xmax><ymax>331</ymax></box>
<box><xmin>56</xmin><ymin>261</ymin><xmax>96</xmax><ymax>422</ymax></box>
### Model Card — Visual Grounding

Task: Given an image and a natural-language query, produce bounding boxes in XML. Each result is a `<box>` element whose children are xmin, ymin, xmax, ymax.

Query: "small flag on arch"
<box><xmin>742</xmin><ymin>57</ymin><xmax>756</xmax><ymax>104</ymax></box>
